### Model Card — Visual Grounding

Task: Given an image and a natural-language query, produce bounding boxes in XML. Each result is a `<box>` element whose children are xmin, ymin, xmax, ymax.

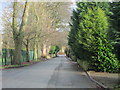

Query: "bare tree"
<box><xmin>12</xmin><ymin>1</ymin><xmax>30</xmax><ymax>64</ymax></box>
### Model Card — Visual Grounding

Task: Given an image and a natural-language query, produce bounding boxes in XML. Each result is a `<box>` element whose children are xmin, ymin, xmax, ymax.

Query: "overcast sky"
<box><xmin>0</xmin><ymin>2</ymin><xmax>11</xmax><ymax>34</ymax></box>
<box><xmin>0</xmin><ymin>0</ymin><xmax>113</xmax><ymax>34</ymax></box>
<box><xmin>0</xmin><ymin>1</ymin><xmax>76</xmax><ymax>34</ymax></box>
<box><xmin>0</xmin><ymin>2</ymin><xmax>4</xmax><ymax>34</ymax></box>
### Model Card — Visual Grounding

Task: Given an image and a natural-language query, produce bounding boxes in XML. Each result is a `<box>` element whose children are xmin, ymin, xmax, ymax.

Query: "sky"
<box><xmin>0</xmin><ymin>2</ymin><xmax>10</xmax><ymax>34</ymax></box>
<box><xmin>0</xmin><ymin>3</ymin><xmax>5</xmax><ymax>33</ymax></box>
<box><xmin>0</xmin><ymin>0</ymin><xmax>113</xmax><ymax>34</ymax></box>
<box><xmin>0</xmin><ymin>1</ymin><xmax>75</xmax><ymax>34</ymax></box>
<box><xmin>0</xmin><ymin>3</ymin><xmax>4</xmax><ymax>34</ymax></box>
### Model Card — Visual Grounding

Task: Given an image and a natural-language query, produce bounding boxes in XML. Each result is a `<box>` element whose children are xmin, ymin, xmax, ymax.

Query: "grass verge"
<box><xmin>0</xmin><ymin>60</ymin><xmax>41</xmax><ymax>69</ymax></box>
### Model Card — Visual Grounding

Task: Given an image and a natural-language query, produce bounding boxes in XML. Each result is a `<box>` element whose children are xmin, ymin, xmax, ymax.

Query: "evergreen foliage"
<box><xmin>49</xmin><ymin>45</ymin><xmax>60</xmax><ymax>55</ymax></box>
<box><xmin>68</xmin><ymin>2</ymin><xmax>119</xmax><ymax>73</ymax></box>
<box><xmin>109</xmin><ymin>2</ymin><xmax>120</xmax><ymax>60</ymax></box>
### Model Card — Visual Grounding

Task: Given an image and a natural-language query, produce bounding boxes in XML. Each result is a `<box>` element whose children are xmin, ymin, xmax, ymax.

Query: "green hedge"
<box><xmin>49</xmin><ymin>45</ymin><xmax>60</xmax><ymax>57</ymax></box>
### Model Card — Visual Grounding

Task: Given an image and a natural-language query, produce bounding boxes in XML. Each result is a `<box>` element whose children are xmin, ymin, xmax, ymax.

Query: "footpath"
<box><xmin>86</xmin><ymin>71</ymin><xmax>119</xmax><ymax>89</ymax></box>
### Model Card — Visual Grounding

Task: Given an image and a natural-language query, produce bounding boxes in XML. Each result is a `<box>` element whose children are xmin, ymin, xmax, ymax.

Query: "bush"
<box><xmin>77</xmin><ymin>59</ymin><xmax>90</xmax><ymax>71</ymax></box>
<box><xmin>49</xmin><ymin>45</ymin><xmax>60</xmax><ymax>57</ymax></box>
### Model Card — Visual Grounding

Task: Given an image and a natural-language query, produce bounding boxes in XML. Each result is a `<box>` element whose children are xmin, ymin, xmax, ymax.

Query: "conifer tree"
<box><xmin>110</xmin><ymin>2</ymin><xmax>120</xmax><ymax>60</ymax></box>
<box><xmin>68</xmin><ymin>2</ymin><xmax>119</xmax><ymax>72</ymax></box>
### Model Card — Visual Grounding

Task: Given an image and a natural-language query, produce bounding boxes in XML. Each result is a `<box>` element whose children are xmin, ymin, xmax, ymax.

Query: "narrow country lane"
<box><xmin>2</xmin><ymin>56</ymin><xmax>97</xmax><ymax>88</ymax></box>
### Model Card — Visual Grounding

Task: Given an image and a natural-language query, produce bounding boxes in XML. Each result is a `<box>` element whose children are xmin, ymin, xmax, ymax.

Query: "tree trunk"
<box><xmin>12</xmin><ymin>2</ymin><xmax>19</xmax><ymax>65</ymax></box>
<box><xmin>37</xmin><ymin>43</ymin><xmax>41</xmax><ymax>59</ymax></box>
<box><xmin>4</xmin><ymin>49</ymin><xmax>7</xmax><ymax>65</ymax></box>
<box><xmin>33</xmin><ymin>44</ymin><xmax>37</xmax><ymax>60</ymax></box>
<box><xmin>46</xmin><ymin>45</ymin><xmax>51</xmax><ymax>55</ymax></box>
<box><xmin>12</xmin><ymin>1</ymin><xmax>30</xmax><ymax>65</ymax></box>
<box><xmin>26</xmin><ymin>44</ymin><xmax>29</xmax><ymax>62</ymax></box>
<box><xmin>0</xmin><ymin>34</ymin><xmax>2</xmax><ymax>59</ymax></box>
<box><xmin>13</xmin><ymin>38</ymin><xmax>22</xmax><ymax>65</ymax></box>
<box><xmin>42</xmin><ymin>43</ymin><xmax>47</xmax><ymax>57</ymax></box>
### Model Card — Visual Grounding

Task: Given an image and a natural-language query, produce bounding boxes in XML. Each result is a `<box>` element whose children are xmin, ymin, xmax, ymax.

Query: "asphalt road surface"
<box><xmin>2</xmin><ymin>55</ymin><xmax>97</xmax><ymax>88</ymax></box>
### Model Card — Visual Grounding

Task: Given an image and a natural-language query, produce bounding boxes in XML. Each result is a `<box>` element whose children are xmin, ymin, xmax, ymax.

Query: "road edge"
<box><xmin>85</xmin><ymin>70</ymin><xmax>109</xmax><ymax>89</ymax></box>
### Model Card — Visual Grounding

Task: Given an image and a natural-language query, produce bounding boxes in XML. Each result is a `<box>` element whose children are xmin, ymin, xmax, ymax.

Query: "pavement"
<box><xmin>2</xmin><ymin>55</ymin><xmax>97</xmax><ymax>88</ymax></box>
<box><xmin>87</xmin><ymin>71</ymin><xmax>119</xmax><ymax>89</ymax></box>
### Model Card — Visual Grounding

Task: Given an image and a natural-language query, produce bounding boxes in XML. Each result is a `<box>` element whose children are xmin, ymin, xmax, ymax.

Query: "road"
<box><xmin>2</xmin><ymin>56</ymin><xmax>97</xmax><ymax>88</ymax></box>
